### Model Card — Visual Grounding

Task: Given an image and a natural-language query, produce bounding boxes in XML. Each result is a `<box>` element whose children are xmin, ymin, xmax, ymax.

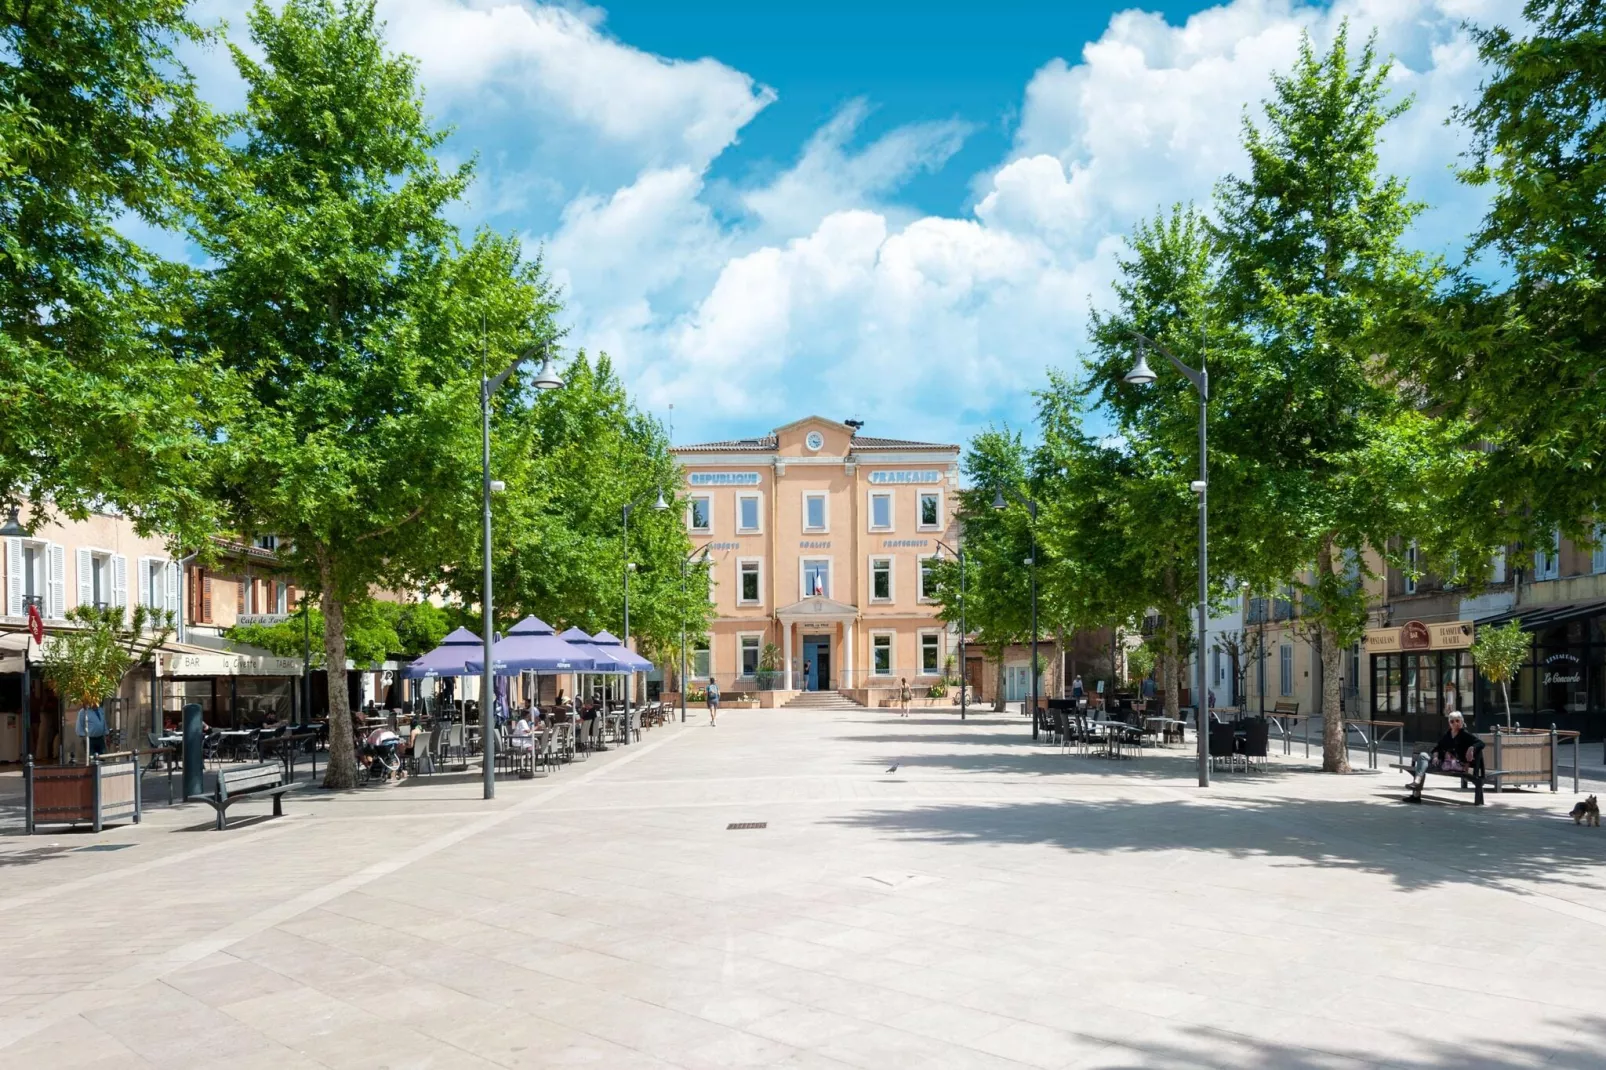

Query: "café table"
<box><xmin>1085</xmin><ymin>719</ymin><xmax>1139</xmax><ymax>759</ymax></box>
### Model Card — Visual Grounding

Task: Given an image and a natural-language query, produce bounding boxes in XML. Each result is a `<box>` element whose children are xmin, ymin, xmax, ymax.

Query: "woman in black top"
<box><xmin>1432</xmin><ymin>712</ymin><xmax>1483</xmax><ymax>771</ymax></box>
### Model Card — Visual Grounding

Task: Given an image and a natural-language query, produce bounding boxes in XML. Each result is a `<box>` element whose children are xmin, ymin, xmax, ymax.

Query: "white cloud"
<box><xmin>377</xmin><ymin>0</ymin><xmax>774</xmax><ymax>172</ymax></box>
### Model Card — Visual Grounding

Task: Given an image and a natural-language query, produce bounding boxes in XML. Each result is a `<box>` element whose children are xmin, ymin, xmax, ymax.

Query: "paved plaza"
<box><xmin>3</xmin><ymin>707</ymin><xmax>1606</xmax><ymax>1069</ymax></box>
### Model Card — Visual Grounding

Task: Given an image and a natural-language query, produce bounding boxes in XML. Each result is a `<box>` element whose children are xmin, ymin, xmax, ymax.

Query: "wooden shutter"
<box><xmin>202</xmin><ymin>573</ymin><xmax>213</xmax><ymax>623</ymax></box>
<box><xmin>139</xmin><ymin>557</ymin><xmax>154</xmax><ymax>609</ymax></box>
<box><xmin>77</xmin><ymin>547</ymin><xmax>93</xmax><ymax>609</ymax></box>
<box><xmin>6</xmin><ymin>538</ymin><xmax>21</xmax><ymax>617</ymax></box>
<box><xmin>164</xmin><ymin>561</ymin><xmax>179</xmax><ymax>618</ymax></box>
<box><xmin>111</xmin><ymin>554</ymin><xmax>127</xmax><ymax>612</ymax></box>
<box><xmin>46</xmin><ymin>543</ymin><xmax>65</xmax><ymax>618</ymax></box>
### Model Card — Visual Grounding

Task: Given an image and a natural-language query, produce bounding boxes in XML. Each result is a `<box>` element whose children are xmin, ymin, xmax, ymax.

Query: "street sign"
<box><xmin>236</xmin><ymin>613</ymin><xmax>290</xmax><ymax>627</ymax></box>
<box><xmin>25</xmin><ymin>604</ymin><xmax>43</xmax><ymax>644</ymax></box>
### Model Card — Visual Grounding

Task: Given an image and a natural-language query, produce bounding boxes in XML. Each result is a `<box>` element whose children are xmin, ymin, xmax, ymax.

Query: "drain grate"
<box><xmin>75</xmin><ymin>844</ymin><xmax>134</xmax><ymax>853</ymax></box>
<box><xmin>726</xmin><ymin>822</ymin><xmax>767</xmax><ymax>830</ymax></box>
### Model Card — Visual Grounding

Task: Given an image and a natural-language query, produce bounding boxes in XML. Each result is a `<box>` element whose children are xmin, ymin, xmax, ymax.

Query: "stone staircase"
<box><xmin>783</xmin><ymin>691</ymin><xmax>865</xmax><ymax>709</ymax></box>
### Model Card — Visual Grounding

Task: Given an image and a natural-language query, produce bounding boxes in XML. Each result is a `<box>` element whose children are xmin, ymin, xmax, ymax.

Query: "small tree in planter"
<box><xmin>1470</xmin><ymin>620</ymin><xmax>1527</xmax><ymax>728</ymax></box>
<box><xmin>39</xmin><ymin>606</ymin><xmax>174</xmax><ymax>752</ymax></box>
<box><xmin>755</xmin><ymin>643</ymin><xmax>783</xmax><ymax>690</ymax></box>
<box><xmin>1126</xmin><ymin>641</ymin><xmax>1158</xmax><ymax>690</ymax></box>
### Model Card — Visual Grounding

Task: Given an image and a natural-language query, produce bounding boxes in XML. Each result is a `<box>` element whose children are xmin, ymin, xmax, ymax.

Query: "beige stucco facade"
<box><xmin>673</xmin><ymin>417</ymin><xmax>961</xmax><ymax>699</ymax></box>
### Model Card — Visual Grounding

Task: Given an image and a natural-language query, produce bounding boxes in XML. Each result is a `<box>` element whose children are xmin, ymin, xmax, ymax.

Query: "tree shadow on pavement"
<box><xmin>1069</xmin><ymin>1015</ymin><xmax>1606</xmax><ymax>1069</ymax></box>
<box><xmin>826</xmin><ymin>793</ymin><xmax>1606</xmax><ymax>893</ymax></box>
<box><xmin>846</xmin><ymin>744</ymin><xmax>1315</xmax><ymax>782</ymax></box>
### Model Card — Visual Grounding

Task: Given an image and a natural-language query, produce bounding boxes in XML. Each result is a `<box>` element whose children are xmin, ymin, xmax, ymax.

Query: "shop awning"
<box><xmin>464</xmin><ymin>617</ymin><xmax>597</xmax><ymax>675</ymax></box>
<box><xmin>589</xmin><ymin>630</ymin><xmax>653</xmax><ymax>672</ymax></box>
<box><xmin>0</xmin><ymin>629</ymin><xmax>304</xmax><ymax>677</ymax></box>
<box><xmin>402</xmin><ymin>626</ymin><xmax>485</xmax><ymax>679</ymax></box>
<box><xmin>1473</xmin><ymin>598</ymin><xmax>1606</xmax><ymax>632</ymax></box>
<box><xmin>556</xmin><ymin>627</ymin><xmax>628</xmax><ymax>674</ymax></box>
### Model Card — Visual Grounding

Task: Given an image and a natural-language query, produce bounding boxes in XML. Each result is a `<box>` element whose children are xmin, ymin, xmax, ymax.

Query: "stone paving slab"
<box><xmin>2</xmin><ymin>709</ymin><xmax>1606</xmax><ymax>1068</ymax></box>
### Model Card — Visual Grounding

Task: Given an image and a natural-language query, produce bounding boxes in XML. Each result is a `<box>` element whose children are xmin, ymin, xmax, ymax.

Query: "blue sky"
<box><xmin>185</xmin><ymin>0</ymin><xmax>1526</xmax><ymax>448</ymax></box>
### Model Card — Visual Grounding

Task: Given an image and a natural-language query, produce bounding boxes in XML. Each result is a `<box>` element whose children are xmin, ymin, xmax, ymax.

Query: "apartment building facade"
<box><xmin>671</xmin><ymin>417</ymin><xmax>961</xmax><ymax>699</ymax></box>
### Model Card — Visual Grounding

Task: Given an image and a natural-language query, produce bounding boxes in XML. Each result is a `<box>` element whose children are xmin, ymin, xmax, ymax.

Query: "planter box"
<box><xmin>25</xmin><ymin>755</ymin><xmax>142</xmax><ymax>834</ymax></box>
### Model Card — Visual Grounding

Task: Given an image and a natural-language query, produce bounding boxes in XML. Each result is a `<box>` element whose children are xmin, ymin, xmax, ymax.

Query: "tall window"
<box><xmin>869</xmin><ymin>491</ymin><xmax>892</xmax><ymax>531</ymax></box>
<box><xmin>1491</xmin><ymin>547</ymin><xmax>1507</xmax><ymax>584</ymax></box>
<box><xmin>276</xmin><ymin>581</ymin><xmax>289</xmax><ymax>613</ymax></box>
<box><xmin>740</xmin><ymin>635</ymin><xmax>760</xmax><ymax>677</ymax></box>
<box><xmin>802</xmin><ymin>559</ymin><xmax>830</xmax><ymax>598</ymax></box>
<box><xmin>1256</xmin><ymin>648</ymin><xmax>1265</xmax><ymax>697</ymax></box>
<box><xmin>738</xmin><ymin>559</ymin><xmax>761</xmax><ymax>604</ymax></box>
<box><xmin>918</xmin><ymin>491</ymin><xmax>941</xmax><ymax>529</ymax></box>
<box><xmin>871</xmin><ymin>633</ymin><xmax>893</xmax><ymax>675</ymax></box>
<box><xmin>737</xmin><ymin>494</ymin><xmax>761</xmax><ymax>534</ymax></box>
<box><xmin>803</xmin><ymin>492</ymin><xmax>827</xmax><ymax>532</ymax></box>
<box><xmin>1404</xmin><ymin>541</ymin><xmax>1418</xmax><ymax>595</ymax></box>
<box><xmin>691</xmin><ymin>640</ymin><xmax>710</xmax><ymax>679</ymax></box>
<box><xmin>1211</xmin><ymin>646</ymin><xmax>1222</xmax><ymax>685</ymax></box>
<box><xmin>1535</xmin><ymin>528</ymin><xmax>1560</xmax><ymax>579</ymax></box>
<box><xmin>1279</xmin><ymin>644</ymin><xmax>1294</xmax><ymax>697</ymax></box>
<box><xmin>688</xmin><ymin>495</ymin><xmax>712</xmax><ymax>534</ymax></box>
<box><xmin>918</xmin><ymin>557</ymin><xmax>938</xmax><ymax>602</ymax></box>
<box><xmin>920</xmin><ymin>633</ymin><xmax>940</xmax><ymax>675</ymax></box>
<box><xmin>1593</xmin><ymin>524</ymin><xmax>1606</xmax><ymax>575</ymax></box>
<box><xmin>870</xmin><ymin>557</ymin><xmax>892</xmax><ymax>602</ymax></box>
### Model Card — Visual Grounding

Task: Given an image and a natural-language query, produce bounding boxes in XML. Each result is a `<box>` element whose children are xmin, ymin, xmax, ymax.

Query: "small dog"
<box><xmin>1570</xmin><ymin>795</ymin><xmax>1600</xmax><ymax>827</ymax></box>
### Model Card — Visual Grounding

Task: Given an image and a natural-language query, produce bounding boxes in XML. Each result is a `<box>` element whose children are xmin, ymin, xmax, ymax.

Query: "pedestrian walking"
<box><xmin>76</xmin><ymin>703</ymin><xmax>106</xmax><ymax>760</ymax></box>
<box><xmin>706</xmin><ymin>679</ymin><xmax>720</xmax><ymax>727</ymax></box>
<box><xmin>899</xmin><ymin>677</ymin><xmax>913</xmax><ymax>717</ymax></box>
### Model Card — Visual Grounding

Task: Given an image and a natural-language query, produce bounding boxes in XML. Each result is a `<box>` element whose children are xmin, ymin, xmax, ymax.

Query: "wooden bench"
<box><xmin>1392</xmin><ymin>757</ymin><xmax>1503</xmax><ymax>806</ymax></box>
<box><xmin>204</xmin><ymin>763</ymin><xmax>289</xmax><ymax>830</ymax></box>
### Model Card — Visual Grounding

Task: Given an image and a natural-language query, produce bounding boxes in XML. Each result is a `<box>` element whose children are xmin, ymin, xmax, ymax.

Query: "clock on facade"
<box><xmin>805</xmin><ymin>431</ymin><xmax>824</xmax><ymax>451</ymax></box>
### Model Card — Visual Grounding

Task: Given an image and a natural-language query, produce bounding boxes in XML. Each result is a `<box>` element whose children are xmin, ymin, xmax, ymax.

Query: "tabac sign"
<box><xmin>1364</xmin><ymin>620</ymin><xmax>1474</xmax><ymax>654</ymax></box>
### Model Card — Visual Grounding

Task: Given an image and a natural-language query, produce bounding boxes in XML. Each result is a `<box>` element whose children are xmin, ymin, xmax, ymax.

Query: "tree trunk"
<box><xmin>320</xmin><ymin>559</ymin><xmax>357</xmax><ymax>789</ymax></box>
<box><xmin>1051</xmin><ymin>624</ymin><xmax>1066</xmax><ymax>699</ymax></box>
<box><xmin>1163</xmin><ymin>619</ymin><xmax>1180</xmax><ymax>724</ymax></box>
<box><xmin>993</xmin><ymin>653</ymin><xmax>1006</xmax><ymax>713</ymax></box>
<box><xmin>1501</xmin><ymin>680</ymin><xmax>1512</xmax><ymax>728</ymax></box>
<box><xmin>1316</xmin><ymin>539</ymin><xmax>1350</xmax><ymax>774</ymax></box>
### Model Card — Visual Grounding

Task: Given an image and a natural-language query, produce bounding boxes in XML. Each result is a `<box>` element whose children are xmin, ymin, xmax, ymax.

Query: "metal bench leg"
<box><xmin>216</xmin><ymin>803</ymin><xmax>227</xmax><ymax>831</ymax></box>
<box><xmin>273</xmin><ymin>793</ymin><xmax>283</xmax><ymax>818</ymax></box>
<box><xmin>1473</xmin><ymin>776</ymin><xmax>1485</xmax><ymax>806</ymax></box>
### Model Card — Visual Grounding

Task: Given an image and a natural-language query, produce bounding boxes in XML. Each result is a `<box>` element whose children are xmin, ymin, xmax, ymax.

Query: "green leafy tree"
<box><xmin>1399</xmin><ymin>1</ymin><xmax>1606</xmax><ymax>548</ymax></box>
<box><xmin>224</xmin><ymin>597</ymin><xmax>446</xmax><ymax>667</ymax></box>
<box><xmin>1470</xmin><ymin>620</ymin><xmax>1528</xmax><ymax>728</ymax></box>
<box><xmin>39</xmin><ymin>606</ymin><xmax>174</xmax><ymax>719</ymax></box>
<box><xmin>1209</xmin><ymin>27</ymin><xmax>1466</xmax><ymax>772</ymax></box>
<box><xmin>927</xmin><ymin>429</ymin><xmax>1035</xmax><ymax>712</ymax></box>
<box><xmin>191</xmin><ymin>0</ymin><xmax>550</xmax><ymax>787</ymax></box>
<box><xmin>448</xmin><ymin>353</ymin><xmax>709</xmax><ymax>664</ymax></box>
<box><xmin>0</xmin><ymin>0</ymin><xmax>224</xmax><ymax>540</ymax></box>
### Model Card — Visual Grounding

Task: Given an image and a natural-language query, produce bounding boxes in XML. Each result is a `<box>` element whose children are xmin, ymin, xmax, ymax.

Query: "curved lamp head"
<box><xmin>530</xmin><ymin>349</ymin><xmax>564</xmax><ymax>391</ymax></box>
<box><xmin>0</xmin><ymin>506</ymin><xmax>30</xmax><ymax>538</ymax></box>
<box><xmin>991</xmin><ymin>488</ymin><xmax>1007</xmax><ymax>511</ymax></box>
<box><xmin>1123</xmin><ymin>348</ymin><xmax>1158</xmax><ymax>385</ymax></box>
<box><xmin>653</xmin><ymin>487</ymin><xmax>669</xmax><ymax>511</ymax></box>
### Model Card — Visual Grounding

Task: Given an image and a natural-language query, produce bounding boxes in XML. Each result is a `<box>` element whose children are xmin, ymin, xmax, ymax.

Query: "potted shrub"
<box><xmin>754</xmin><ymin>643</ymin><xmax>783</xmax><ymax>690</ymax></box>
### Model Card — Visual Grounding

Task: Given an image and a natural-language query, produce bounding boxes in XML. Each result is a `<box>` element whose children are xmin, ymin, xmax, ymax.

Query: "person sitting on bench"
<box><xmin>1413</xmin><ymin>712</ymin><xmax>1483</xmax><ymax>778</ymax></box>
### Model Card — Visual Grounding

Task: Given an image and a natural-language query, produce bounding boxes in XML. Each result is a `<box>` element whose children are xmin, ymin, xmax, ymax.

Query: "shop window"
<box><xmin>869</xmin><ymin>491</ymin><xmax>892</xmax><ymax>532</ymax></box>
<box><xmin>802</xmin><ymin>559</ymin><xmax>830</xmax><ymax>599</ymax></box>
<box><xmin>870</xmin><ymin>557</ymin><xmax>892</xmax><ymax>602</ymax></box>
<box><xmin>871</xmin><ymin>633</ymin><xmax>893</xmax><ymax>676</ymax></box>
<box><xmin>737</xmin><ymin>494</ymin><xmax>761</xmax><ymax>534</ymax></box>
<box><xmin>738</xmin><ymin>559</ymin><xmax>761</xmax><ymax>604</ymax></box>
<box><xmin>687</xmin><ymin>495</ymin><xmax>712</xmax><ymax>534</ymax></box>
<box><xmin>803</xmin><ymin>493</ymin><xmax>828</xmax><ymax>533</ymax></box>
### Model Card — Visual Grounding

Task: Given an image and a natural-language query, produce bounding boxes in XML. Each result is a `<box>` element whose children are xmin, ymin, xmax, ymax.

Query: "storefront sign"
<box><xmin>1543</xmin><ymin>652</ymin><xmax>1581</xmax><ymax>686</ymax></box>
<box><xmin>1364</xmin><ymin>619</ymin><xmax>1474</xmax><ymax>653</ymax></box>
<box><xmin>160</xmin><ymin>652</ymin><xmax>304</xmax><ymax>677</ymax></box>
<box><xmin>868</xmin><ymin>470</ymin><xmax>942</xmax><ymax>485</ymax></box>
<box><xmin>883</xmin><ymin>539</ymin><xmax>930</xmax><ymax>548</ymax></box>
<box><xmin>688</xmin><ymin>471</ymin><xmax>761</xmax><ymax>486</ymax></box>
<box><xmin>237</xmin><ymin>613</ymin><xmax>290</xmax><ymax>627</ymax></box>
<box><xmin>800</xmin><ymin>540</ymin><xmax>831</xmax><ymax>549</ymax></box>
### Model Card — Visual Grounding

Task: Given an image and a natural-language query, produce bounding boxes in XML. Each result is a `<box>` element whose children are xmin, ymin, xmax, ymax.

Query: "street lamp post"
<box><xmin>481</xmin><ymin>342</ymin><xmax>564</xmax><ymax>800</ymax></box>
<box><xmin>991</xmin><ymin>487</ymin><xmax>1040</xmax><ymax>740</ymax></box>
<box><xmin>1123</xmin><ymin>330</ymin><xmax>1210</xmax><ymax>788</ymax></box>
<box><xmin>679</xmin><ymin>545</ymin><xmax>710</xmax><ymax>724</ymax></box>
<box><xmin>934</xmin><ymin>539</ymin><xmax>967</xmax><ymax>721</ymax></box>
<box><xmin>620</xmin><ymin>489</ymin><xmax>669</xmax><ymax>746</ymax></box>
